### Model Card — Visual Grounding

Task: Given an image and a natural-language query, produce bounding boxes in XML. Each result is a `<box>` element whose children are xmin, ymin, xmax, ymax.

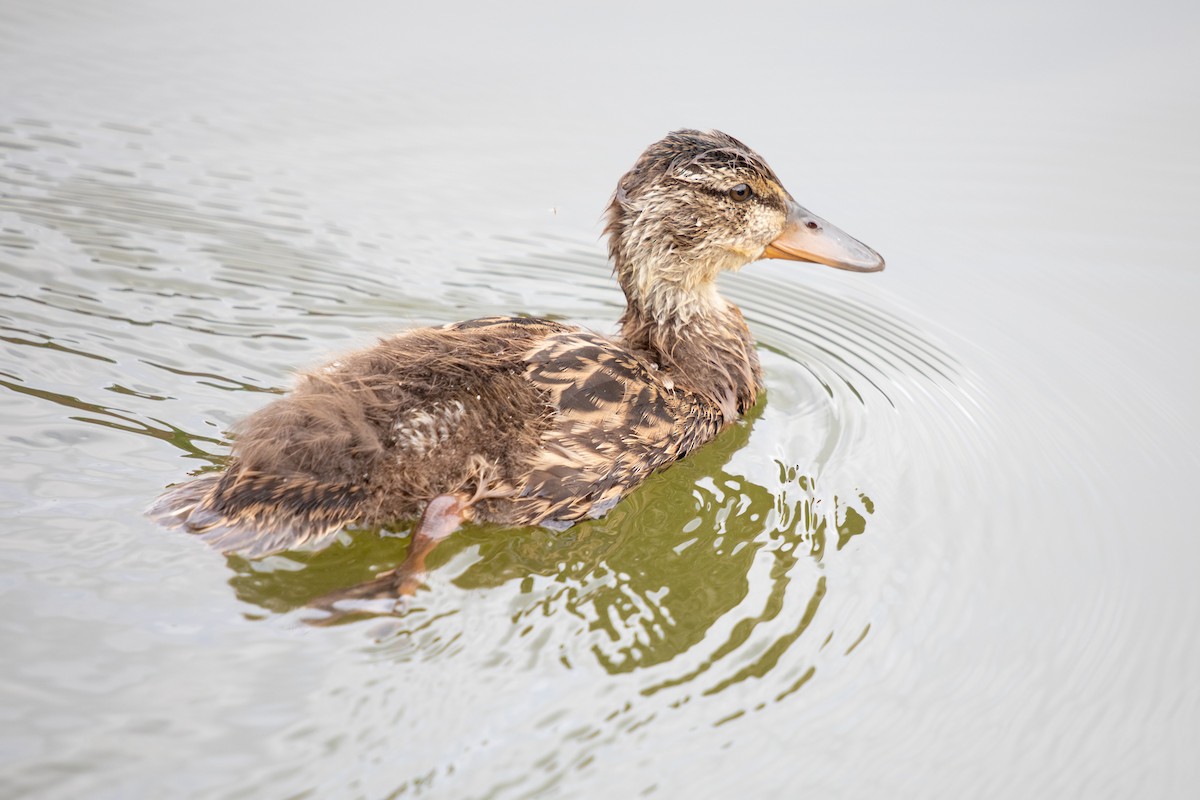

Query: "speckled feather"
<box><xmin>148</xmin><ymin>314</ymin><xmax>747</xmax><ymax>555</ymax></box>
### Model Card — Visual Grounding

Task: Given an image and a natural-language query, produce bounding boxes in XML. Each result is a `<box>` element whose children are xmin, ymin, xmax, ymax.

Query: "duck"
<box><xmin>149</xmin><ymin>129</ymin><xmax>883</xmax><ymax>597</ymax></box>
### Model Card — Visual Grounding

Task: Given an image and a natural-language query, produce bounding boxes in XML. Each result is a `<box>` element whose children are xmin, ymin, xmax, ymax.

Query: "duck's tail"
<box><xmin>147</xmin><ymin>471</ymin><xmax>369</xmax><ymax>558</ymax></box>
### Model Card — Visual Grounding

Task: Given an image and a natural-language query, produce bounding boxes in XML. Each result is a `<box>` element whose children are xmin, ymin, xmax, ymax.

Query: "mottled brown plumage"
<box><xmin>149</xmin><ymin>129</ymin><xmax>884</xmax><ymax>564</ymax></box>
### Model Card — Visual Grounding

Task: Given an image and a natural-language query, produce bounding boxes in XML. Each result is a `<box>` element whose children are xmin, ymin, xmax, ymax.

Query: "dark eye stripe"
<box><xmin>690</xmin><ymin>182</ymin><xmax>786</xmax><ymax>211</ymax></box>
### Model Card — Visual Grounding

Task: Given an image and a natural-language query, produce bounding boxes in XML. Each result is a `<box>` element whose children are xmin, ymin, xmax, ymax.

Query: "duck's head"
<box><xmin>606</xmin><ymin>129</ymin><xmax>884</xmax><ymax>325</ymax></box>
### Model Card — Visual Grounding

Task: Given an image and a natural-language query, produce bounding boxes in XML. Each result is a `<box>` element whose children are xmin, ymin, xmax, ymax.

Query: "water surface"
<box><xmin>2</xmin><ymin>1</ymin><xmax>1198</xmax><ymax>798</ymax></box>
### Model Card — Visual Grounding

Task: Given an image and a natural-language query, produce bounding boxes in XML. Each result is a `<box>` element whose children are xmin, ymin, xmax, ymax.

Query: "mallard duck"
<box><xmin>149</xmin><ymin>129</ymin><xmax>882</xmax><ymax>595</ymax></box>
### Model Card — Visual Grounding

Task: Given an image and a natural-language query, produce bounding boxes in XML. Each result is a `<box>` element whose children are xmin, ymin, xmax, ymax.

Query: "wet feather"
<box><xmin>149</xmin><ymin>129</ymin><xmax>871</xmax><ymax>557</ymax></box>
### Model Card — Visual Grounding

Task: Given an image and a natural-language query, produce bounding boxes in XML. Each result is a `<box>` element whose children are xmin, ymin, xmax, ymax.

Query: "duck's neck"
<box><xmin>617</xmin><ymin>282</ymin><xmax>762</xmax><ymax>425</ymax></box>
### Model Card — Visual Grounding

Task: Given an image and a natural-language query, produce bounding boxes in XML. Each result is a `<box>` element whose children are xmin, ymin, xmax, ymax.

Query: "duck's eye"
<box><xmin>728</xmin><ymin>183</ymin><xmax>752</xmax><ymax>202</ymax></box>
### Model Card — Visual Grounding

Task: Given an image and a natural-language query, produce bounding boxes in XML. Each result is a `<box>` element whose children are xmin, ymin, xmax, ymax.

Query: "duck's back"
<box><xmin>149</xmin><ymin>316</ymin><xmax>720</xmax><ymax>556</ymax></box>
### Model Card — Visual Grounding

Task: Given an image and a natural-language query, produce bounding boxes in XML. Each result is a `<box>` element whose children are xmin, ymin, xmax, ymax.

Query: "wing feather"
<box><xmin>513</xmin><ymin>331</ymin><xmax>720</xmax><ymax>524</ymax></box>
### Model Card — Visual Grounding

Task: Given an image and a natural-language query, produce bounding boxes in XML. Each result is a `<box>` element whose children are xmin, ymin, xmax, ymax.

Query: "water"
<box><xmin>2</xmin><ymin>1</ymin><xmax>1198</xmax><ymax>797</ymax></box>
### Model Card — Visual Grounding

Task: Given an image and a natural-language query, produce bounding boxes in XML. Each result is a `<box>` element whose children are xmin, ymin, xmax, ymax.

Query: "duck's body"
<box><xmin>150</xmin><ymin>130</ymin><xmax>882</xmax><ymax>585</ymax></box>
<box><xmin>154</xmin><ymin>310</ymin><xmax>756</xmax><ymax>556</ymax></box>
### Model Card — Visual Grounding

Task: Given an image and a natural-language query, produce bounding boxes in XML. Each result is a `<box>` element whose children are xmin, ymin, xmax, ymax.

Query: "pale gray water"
<box><xmin>2</xmin><ymin>1</ymin><xmax>1198</xmax><ymax>797</ymax></box>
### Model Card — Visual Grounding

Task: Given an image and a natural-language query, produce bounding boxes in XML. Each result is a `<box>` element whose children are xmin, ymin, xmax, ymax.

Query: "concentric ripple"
<box><xmin>1</xmin><ymin>119</ymin><xmax>990</xmax><ymax>798</ymax></box>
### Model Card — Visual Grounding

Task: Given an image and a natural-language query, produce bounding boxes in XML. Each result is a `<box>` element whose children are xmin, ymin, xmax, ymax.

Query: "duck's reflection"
<box><xmin>225</xmin><ymin>400</ymin><xmax>875</xmax><ymax>673</ymax></box>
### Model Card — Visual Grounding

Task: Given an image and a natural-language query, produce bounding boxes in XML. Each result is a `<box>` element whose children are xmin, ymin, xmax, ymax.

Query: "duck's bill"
<box><xmin>762</xmin><ymin>202</ymin><xmax>885</xmax><ymax>272</ymax></box>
